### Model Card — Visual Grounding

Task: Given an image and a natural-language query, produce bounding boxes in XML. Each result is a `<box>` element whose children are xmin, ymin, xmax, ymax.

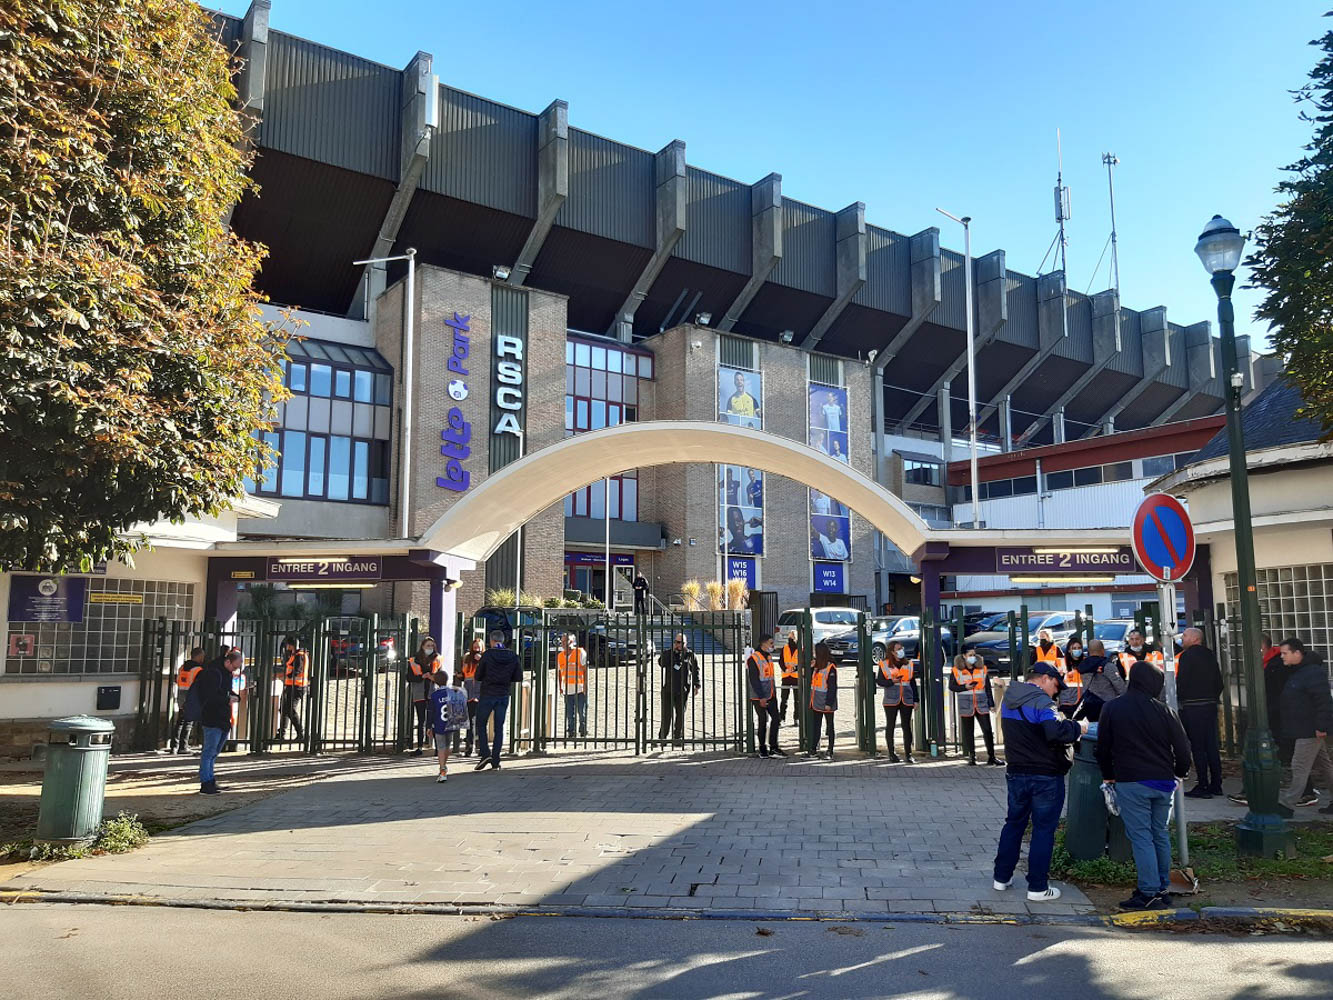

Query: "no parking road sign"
<box><xmin>1131</xmin><ymin>493</ymin><xmax>1196</xmax><ymax>583</ymax></box>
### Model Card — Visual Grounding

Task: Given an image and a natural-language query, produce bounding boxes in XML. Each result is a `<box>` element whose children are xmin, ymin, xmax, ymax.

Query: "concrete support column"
<box><xmin>611</xmin><ymin>139</ymin><xmax>687</xmax><ymax>341</ymax></box>
<box><xmin>998</xmin><ymin>395</ymin><xmax>1013</xmax><ymax>452</ymax></box>
<box><xmin>1052</xmin><ymin>407</ymin><xmax>1066</xmax><ymax>444</ymax></box>
<box><xmin>801</xmin><ymin>201</ymin><xmax>867</xmax><ymax>350</ymax></box>
<box><xmin>428</xmin><ymin>578</ymin><xmax>459</xmax><ymax>677</ymax></box>
<box><xmin>938</xmin><ymin>382</ymin><xmax>953</xmax><ymax>464</ymax></box>
<box><xmin>350</xmin><ymin>50</ymin><xmax>435</xmax><ymax>320</ymax></box>
<box><xmin>236</xmin><ymin>1</ymin><xmax>270</xmax><ymax>126</ymax></box>
<box><xmin>719</xmin><ymin>173</ymin><xmax>782</xmax><ymax>331</ymax></box>
<box><xmin>1083</xmin><ymin>305</ymin><xmax>1170</xmax><ymax>437</ymax></box>
<box><xmin>509</xmin><ymin>99</ymin><xmax>569</xmax><ymax>286</ymax></box>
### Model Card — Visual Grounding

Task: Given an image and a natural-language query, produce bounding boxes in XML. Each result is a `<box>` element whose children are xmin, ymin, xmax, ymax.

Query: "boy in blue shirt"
<box><xmin>429</xmin><ymin>669</ymin><xmax>468</xmax><ymax>782</ymax></box>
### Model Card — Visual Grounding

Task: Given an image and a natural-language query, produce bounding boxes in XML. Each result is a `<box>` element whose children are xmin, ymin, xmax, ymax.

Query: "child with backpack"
<box><xmin>429</xmin><ymin>669</ymin><xmax>469</xmax><ymax>783</ymax></box>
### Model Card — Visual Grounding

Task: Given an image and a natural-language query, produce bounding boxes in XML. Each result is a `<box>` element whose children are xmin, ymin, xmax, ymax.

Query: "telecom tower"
<box><xmin>1039</xmin><ymin>129</ymin><xmax>1072</xmax><ymax>275</ymax></box>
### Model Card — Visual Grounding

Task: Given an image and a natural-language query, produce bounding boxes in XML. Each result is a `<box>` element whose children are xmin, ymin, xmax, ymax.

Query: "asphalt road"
<box><xmin>3</xmin><ymin>904</ymin><xmax>1331</xmax><ymax>1000</ymax></box>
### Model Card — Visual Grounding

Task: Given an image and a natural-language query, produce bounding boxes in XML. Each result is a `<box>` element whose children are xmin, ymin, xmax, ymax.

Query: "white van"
<box><xmin>776</xmin><ymin>607</ymin><xmax>862</xmax><ymax>646</ymax></box>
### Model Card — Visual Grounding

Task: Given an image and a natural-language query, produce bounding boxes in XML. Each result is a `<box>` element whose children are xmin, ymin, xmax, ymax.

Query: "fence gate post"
<box><xmin>798</xmin><ymin>610</ymin><xmax>814</xmax><ymax>754</ymax></box>
<box><xmin>856</xmin><ymin>612</ymin><xmax>874</xmax><ymax>754</ymax></box>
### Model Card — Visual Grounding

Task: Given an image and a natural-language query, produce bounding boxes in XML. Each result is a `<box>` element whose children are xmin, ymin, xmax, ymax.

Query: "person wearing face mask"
<box><xmin>1118</xmin><ymin>628</ymin><xmax>1163</xmax><ymax>677</ymax></box>
<box><xmin>747</xmin><ymin>633</ymin><xmax>784</xmax><ymax>758</ymax></box>
<box><xmin>951</xmin><ymin>650</ymin><xmax>1000</xmax><ymax>766</ymax></box>
<box><xmin>1057</xmin><ymin>638</ymin><xmax>1086</xmax><ymax>718</ymax></box>
<box><xmin>1033</xmin><ymin>629</ymin><xmax>1065</xmax><ymax>671</ymax></box>
<box><xmin>407</xmin><ymin>637</ymin><xmax>440</xmax><ymax>756</ymax></box>
<box><xmin>808</xmin><ymin>641</ymin><xmax>839</xmax><ymax>759</ymax></box>
<box><xmin>457</xmin><ymin>638</ymin><xmax>483</xmax><ymax>756</ymax></box>
<box><xmin>778</xmin><ymin>630</ymin><xmax>801</xmax><ymax>725</ymax></box>
<box><xmin>1074</xmin><ymin>639</ymin><xmax>1127</xmax><ymax>722</ymax></box>
<box><xmin>876</xmin><ymin>642</ymin><xmax>915</xmax><ymax>763</ymax></box>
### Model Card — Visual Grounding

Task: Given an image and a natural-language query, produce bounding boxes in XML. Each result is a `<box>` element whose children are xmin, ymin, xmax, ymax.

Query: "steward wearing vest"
<box><xmin>458</xmin><ymin>638</ymin><xmax>483</xmax><ymax>756</ymax></box>
<box><xmin>951</xmin><ymin>651</ymin><xmax>1000</xmax><ymax>765</ymax></box>
<box><xmin>1057</xmin><ymin>637</ymin><xmax>1086</xmax><ymax>717</ymax></box>
<box><xmin>1118</xmin><ymin>629</ymin><xmax>1164</xmax><ymax>678</ymax></box>
<box><xmin>558</xmin><ymin>634</ymin><xmax>589</xmax><ymax>738</ymax></box>
<box><xmin>1033</xmin><ymin>630</ymin><xmax>1065</xmax><ymax>671</ymax></box>
<box><xmin>778</xmin><ymin>631</ymin><xmax>801</xmax><ymax>723</ymax></box>
<box><xmin>808</xmin><ymin>642</ymin><xmax>839</xmax><ymax>758</ymax></box>
<box><xmin>171</xmin><ymin>647</ymin><xmax>206</xmax><ymax>754</ymax></box>
<box><xmin>407</xmin><ymin>637</ymin><xmax>440</xmax><ymax>755</ymax></box>
<box><xmin>658</xmin><ymin>633</ymin><xmax>701</xmax><ymax>746</ymax></box>
<box><xmin>875</xmin><ymin>642</ymin><xmax>915</xmax><ymax>763</ymax></box>
<box><xmin>747</xmin><ymin>633</ymin><xmax>785</xmax><ymax>757</ymax></box>
<box><xmin>276</xmin><ymin>636</ymin><xmax>308</xmax><ymax>743</ymax></box>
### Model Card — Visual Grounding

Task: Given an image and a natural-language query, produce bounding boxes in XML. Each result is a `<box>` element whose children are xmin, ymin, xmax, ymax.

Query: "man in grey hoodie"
<box><xmin>992</xmin><ymin>662</ymin><xmax>1086</xmax><ymax>902</ymax></box>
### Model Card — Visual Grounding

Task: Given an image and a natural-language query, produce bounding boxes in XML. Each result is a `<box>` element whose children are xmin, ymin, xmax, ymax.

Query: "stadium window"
<box><xmin>1074</xmin><ymin>466</ymin><xmax>1103</xmax><ymax>487</ymax></box>
<box><xmin>1045</xmin><ymin>470</ymin><xmax>1074</xmax><ymax>490</ymax></box>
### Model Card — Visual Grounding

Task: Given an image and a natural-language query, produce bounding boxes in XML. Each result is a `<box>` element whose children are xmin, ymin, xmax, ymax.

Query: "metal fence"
<box><xmin>135</xmin><ymin>615</ymin><xmax>419</xmax><ymax>755</ymax></box>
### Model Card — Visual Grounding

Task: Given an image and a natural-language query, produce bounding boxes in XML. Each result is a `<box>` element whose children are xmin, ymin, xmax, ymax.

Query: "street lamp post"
<box><xmin>935</xmin><ymin>209</ymin><xmax>981</xmax><ymax>528</ymax></box>
<box><xmin>1194</xmin><ymin>215</ymin><xmax>1292</xmax><ymax>857</ymax></box>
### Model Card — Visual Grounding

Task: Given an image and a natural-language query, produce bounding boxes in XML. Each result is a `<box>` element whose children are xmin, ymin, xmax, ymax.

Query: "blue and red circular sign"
<box><xmin>1131</xmin><ymin>493</ymin><xmax>1196</xmax><ymax>582</ymax></box>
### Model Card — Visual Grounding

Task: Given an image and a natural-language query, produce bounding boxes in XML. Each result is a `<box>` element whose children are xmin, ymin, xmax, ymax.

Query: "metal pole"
<box><xmin>514</xmin><ymin>429</ymin><xmax>525</xmax><ymax>608</ymax></box>
<box><xmin>400</xmin><ymin>248</ymin><xmax>416</xmax><ymax>538</ymax></box>
<box><xmin>963</xmin><ymin>217</ymin><xmax>980</xmax><ymax>529</ymax></box>
<box><xmin>1213</xmin><ymin>269</ymin><xmax>1291</xmax><ymax>856</ymax></box>
<box><xmin>1158</xmin><ymin>581</ymin><xmax>1189</xmax><ymax>867</ymax></box>
<box><xmin>604</xmin><ymin>477</ymin><xmax>612</xmax><ymax>609</ymax></box>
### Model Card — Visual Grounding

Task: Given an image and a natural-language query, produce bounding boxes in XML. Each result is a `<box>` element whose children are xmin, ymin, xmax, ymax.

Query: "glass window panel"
<box><xmin>1141</xmin><ymin>455</ymin><xmax>1174</xmax><ymax>477</ymax></box>
<box><xmin>625</xmin><ymin>406</ymin><xmax>637</xmax><ymax>422</ymax></box>
<box><xmin>623</xmin><ymin>477</ymin><xmax>638</xmax><ymax>521</ymax></box>
<box><xmin>260</xmin><ymin>431</ymin><xmax>279</xmax><ymax>492</ymax></box>
<box><xmin>328</xmin><ymin>437</ymin><xmax>351</xmax><ymax>500</ymax></box>
<box><xmin>592</xmin><ymin>369</ymin><xmax>606</xmax><ymax>399</ymax></box>
<box><xmin>985</xmin><ymin>478</ymin><xmax>1012</xmax><ymax>499</ymax></box>
<box><xmin>623</xmin><ymin>376</ymin><xmax>637</xmax><ymax>404</ymax></box>
<box><xmin>280</xmin><ymin>431</ymin><xmax>306</xmax><ymax>497</ymax></box>
<box><xmin>352</xmin><ymin>441</ymin><xmax>369</xmax><ymax>500</ymax></box>
<box><xmin>243</xmin><ymin>474</ymin><xmax>256</xmax><ymax>494</ymax></box>
<box><xmin>592</xmin><ymin>346</ymin><xmax>606</xmax><ymax>371</ymax></box>
<box><xmin>589</xmin><ymin>484</ymin><xmax>605</xmax><ymax>519</ymax></box>
<box><xmin>608</xmin><ymin>373</ymin><xmax>623</xmax><ymax>403</ymax></box>
<box><xmin>310</xmin><ymin>364</ymin><xmax>331</xmax><ymax>397</ymax></box>
<box><xmin>353</xmin><ymin>403</ymin><xmax>373</xmax><ymax>438</ymax></box>
<box><xmin>301</xmin><ymin>340</ymin><xmax>329</xmax><ymax>359</ymax></box>
<box><xmin>1011</xmin><ymin>475</ymin><xmax>1037</xmax><ymax>496</ymax></box>
<box><xmin>320</xmin><ymin>342</ymin><xmax>352</xmax><ymax>364</ymax></box>
<box><xmin>608</xmin><ymin>480</ymin><xmax>621</xmax><ymax>519</ymax></box>
<box><xmin>576</xmin><ymin>399</ymin><xmax>588</xmax><ymax>429</ymax></box>
<box><xmin>1045</xmin><ymin>470</ymin><xmax>1074</xmax><ymax>490</ymax></box>
<box><xmin>575</xmin><ymin>367</ymin><xmax>591</xmax><ymax>396</ymax></box>
<box><xmin>373</xmin><ymin>406</ymin><xmax>391</xmax><ymax>440</ymax></box>
<box><xmin>369</xmin><ymin>441</ymin><xmax>389</xmax><ymax>504</ymax></box>
<box><xmin>574</xmin><ymin>490</ymin><xmax>587</xmax><ymax>516</ymax></box>
<box><xmin>1074</xmin><ymin>466</ymin><xmax>1102</xmax><ymax>486</ymax></box>
<box><xmin>353</xmin><ymin>370</ymin><xmax>374</xmax><ymax>403</ymax></box>
<box><xmin>565</xmin><ymin>342</ymin><xmax>574</xmax><ymax>365</ymax></box>
<box><xmin>609</xmin><ymin>404</ymin><xmax>621</xmax><ymax>426</ymax></box>
<box><xmin>607</xmin><ymin>350</ymin><xmax>621</xmax><ymax>374</ymax></box>
<box><xmin>639</xmin><ymin>355</ymin><xmax>653</xmax><ymax>378</ymax></box>
<box><xmin>1102</xmin><ymin>461</ymin><xmax>1133</xmax><ymax>483</ymax></box>
<box><xmin>575</xmin><ymin>343</ymin><xmax>590</xmax><ymax>367</ymax></box>
<box><xmin>564</xmin><ymin>495</ymin><xmax>573</xmax><ymax>517</ymax></box>
<box><xmin>334</xmin><ymin>369</ymin><xmax>351</xmax><ymax>398</ymax></box>
<box><xmin>331</xmin><ymin>400</ymin><xmax>353</xmax><ymax>435</ymax></box>
<box><xmin>289</xmin><ymin>363</ymin><xmax>307</xmax><ymax>393</ymax></box>
<box><xmin>286</xmin><ymin>339</ymin><xmax>310</xmax><ymax>359</ymax></box>
<box><xmin>374</xmin><ymin>373</ymin><xmax>391</xmax><ymax>405</ymax></box>
<box><xmin>307</xmin><ymin>436</ymin><xmax>326</xmax><ymax>496</ymax></box>
<box><xmin>566</xmin><ymin>367</ymin><xmax>575</xmax><ymax>394</ymax></box>
<box><xmin>591</xmin><ymin>400</ymin><xmax>607</xmax><ymax>430</ymax></box>
<box><xmin>565</xmin><ymin>397</ymin><xmax>574</xmax><ymax>430</ymax></box>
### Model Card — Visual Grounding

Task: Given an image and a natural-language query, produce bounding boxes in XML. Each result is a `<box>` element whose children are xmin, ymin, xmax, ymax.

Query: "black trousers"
<box><xmin>811</xmin><ymin>712</ymin><xmax>835</xmax><ymax>754</ymax></box>
<box><xmin>883</xmin><ymin>704</ymin><xmax>913</xmax><ymax>757</ymax></box>
<box><xmin>659</xmin><ymin>687</ymin><xmax>689</xmax><ymax>742</ymax></box>
<box><xmin>960</xmin><ymin>712</ymin><xmax>994</xmax><ymax>760</ymax></box>
<box><xmin>1180</xmin><ymin>703</ymin><xmax>1224</xmax><ymax>792</ymax></box>
<box><xmin>172</xmin><ymin>703</ymin><xmax>195</xmax><ymax>752</ymax></box>
<box><xmin>279</xmin><ymin>687</ymin><xmax>304</xmax><ymax>739</ymax></box>
<box><xmin>634</xmin><ymin>593</ymin><xmax>648</xmax><ymax>614</ymax></box>
<box><xmin>750</xmin><ymin>699</ymin><xmax>780</xmax><ymax>750</ymax></box>
<box><xmin>412</xmin><ymin>700</ymin><xmax>430</xmax><ymax>748</ymax></box>
<box><xmin>779</xmin><ymin>684</ymin><xmax>797</xmax><ymax>720</ymax></box>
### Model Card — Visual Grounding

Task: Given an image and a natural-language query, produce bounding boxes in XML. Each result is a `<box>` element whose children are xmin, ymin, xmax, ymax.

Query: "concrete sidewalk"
<box><xmin>5</xmin><ymin>749</ymin><xmax>1103</xmax><ymax>917</ymax></box>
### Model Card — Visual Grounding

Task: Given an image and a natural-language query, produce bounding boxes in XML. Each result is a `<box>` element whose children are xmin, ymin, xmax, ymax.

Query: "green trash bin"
<box><xmin>1064</xmin><ymin>729</ymin><xmax>1111</xmax><ymax>861</ymax></box>
<box><xmin>36</xmin><ymin>715</ymin><xmax>115</xmax><ymax>845</ymax></box>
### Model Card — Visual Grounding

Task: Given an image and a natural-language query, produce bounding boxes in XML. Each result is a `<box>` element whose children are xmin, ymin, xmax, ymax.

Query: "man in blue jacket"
<box><xmin>992</xmin><ymin>662</ymin><xmax>1086</xmax><ymax>902</ymax></box>
<box><xmin>473</xmin><ymin>631</ymin><xmax>523</xmax><ymax>772</ymax></box>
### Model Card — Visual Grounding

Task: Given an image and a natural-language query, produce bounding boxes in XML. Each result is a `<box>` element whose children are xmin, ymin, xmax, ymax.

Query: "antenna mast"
<box><xmin>1054</xmin><ymin>128</ymin><xmax>1071</xmax><ymax>273</ymax></box>
<box><xmin>1102</xmin><ymin>152</ymin><xmax>1120</xmax><ymax>297</ymax></box>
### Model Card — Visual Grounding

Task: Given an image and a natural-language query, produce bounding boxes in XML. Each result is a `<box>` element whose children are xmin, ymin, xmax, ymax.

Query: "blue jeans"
<box><xmin>1116</xmin><ymin>781</ymin><xmax>1174</xmax><ymax>897</ymax></box>
<box><xmin>199</xmin><ymin>727</ymin><xmax>227</xmax><ymax>783</ymax></box>
<box><xmin>994</xmin><ymin>773</ymin><xmax>1066</xmax><ymax>892</ymax></box>
<box><xmin>476</xmin><ymin>695</ymin><xmax>510</xmax><ymax>761</ymax></box>
<box><xmin>564</xmin><ymin>692</ymin><xmax>587</xmax><ymax>735</ymax></box>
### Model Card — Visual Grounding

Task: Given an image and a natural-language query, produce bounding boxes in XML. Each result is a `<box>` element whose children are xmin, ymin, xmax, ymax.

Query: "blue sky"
<box><xmin>221</xmin><ymin>0</ymin><xmax>1326</xmax><ymax>351</ymax></box>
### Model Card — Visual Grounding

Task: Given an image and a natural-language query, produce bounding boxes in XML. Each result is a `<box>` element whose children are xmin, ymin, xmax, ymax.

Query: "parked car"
<box><xmin>966</xmin><ymin>610</ymin><xmax>1083</xmax><ymax>669</ymax></box>
<box><xmin>1092</xmin><ymin>619</ymin><xmax>1159</xmax><ymax>655</ymax></box>
<box><xmin>824</xmin><ymin>616</ymin><xmax>954</xmax><ymax>664</ymax></box>
<box><xmin>471</xmin><ymin>606</ymin><xmax>655</xmax><ymax>668</ymax></box>
<box><xmin>327</xmin><ymin>628</ymin><xmax>398</xmax><ymax>678</ymax></box>
<box><xmin>963</xmin><ymin>612</ymin><xmax>1007</xmax><ymax>635</ymax></box>
<box><xmin>776</xmin><ymin>607</ymin><xmax>863</xmax><ymax>646</ymax></box>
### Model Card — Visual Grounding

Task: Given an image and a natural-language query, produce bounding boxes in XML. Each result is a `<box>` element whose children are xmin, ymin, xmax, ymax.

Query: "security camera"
<box><xmin>672</xmin><ymin>538</ymin><xmax>682</xmax><ymax>547</ymax></box>
<box><xmin>779</xmin><ymin>330</ymin><xmax>794</xmax><ymax>344</ymax></box>
<box><xmin>867</xmin><ymin>349</ymin><xmax>878</xmax><ymax>363</ymax></box>
<box><xmin>690</xmin><ymin>340</ymin><xmax>702</xmax><ymax>351</ymax></box>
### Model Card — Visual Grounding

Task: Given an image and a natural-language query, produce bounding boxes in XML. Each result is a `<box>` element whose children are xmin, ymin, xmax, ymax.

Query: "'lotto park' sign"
<box><xmin>995</xmin><ymin>547</ymin><xmax>1136</xmax><ymax>575</ymax></box>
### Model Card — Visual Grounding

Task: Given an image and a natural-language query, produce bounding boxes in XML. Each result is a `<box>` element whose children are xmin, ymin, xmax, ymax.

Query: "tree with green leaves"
<box><xmin>0</xmin><ymin>0</ymin><xmax>286</xmax><ymax>572</ymax></box>
<box><xmin>1249</xmin><ymin>19</ymin><xmax>1333</xmax><ymax>434</ymax></box>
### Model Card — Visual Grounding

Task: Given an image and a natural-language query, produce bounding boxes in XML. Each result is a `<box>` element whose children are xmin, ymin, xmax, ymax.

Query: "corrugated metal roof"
<box><xmin>1000</xmin><ymin>272</ymin><xmax>1039</xmax><ymax>349</ymax></box>
<box><xmin>673</xmin><ymin>168</ymin><xmax>750</xmax><ymax>275</ymax></box>
<box><xmin>261</xmin><ymin>32</ymin><xmax>399</xmax><ymax>182</ymax></box>
<box><xmin>934</xmin><ymin>250</ymin><xmax>967</xmax><ymax>331</ymax></box>
<box><xmin>853</xmin><ymin>226</ymin><xmax>910</xmax><ymax>316</ymax></box>
<box><xmin>1190</xmin><ymin>377</ymin><xmax>1316</xmax><ymax>462</ymax></box>
<box><xmin>425</xmin><ymin>87</ymin><xmax>537</xmax><ymax>218</ymax></box>
<box><xmin>769</xmin><ymin>199</ymin><xmax>834</xmax><ymax>296</ymax></box>
<box><xmin>1162</xmin><ymin>323</ymin><xmax>1189</xmax><ymax>388</ymax></box>
<box><xmin>557</xmin><ymin>129</ymin><xmax>654</xmax><ymax>249</ymax></box>
<box><xmin>1109</xmin><ymin>307</ymin><xmax>1143</xmax><ymax>377</ymax></box>
<box><xmin>1055</xmin><ymin>290</ymin><xmax>1093</xmax><ymax>363</ymax></box>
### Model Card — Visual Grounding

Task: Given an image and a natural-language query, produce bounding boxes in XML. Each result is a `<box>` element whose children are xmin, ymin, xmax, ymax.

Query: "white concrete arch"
<box><xmin>419</xmin><ymin>421</ymin><xmax>932</xmax><ymax>563</ymax></box>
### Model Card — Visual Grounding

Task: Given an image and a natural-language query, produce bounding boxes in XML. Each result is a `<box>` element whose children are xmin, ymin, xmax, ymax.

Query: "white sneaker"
<box><xmin>1026</xmin><ymin>886</ymin><xmax>1062</xmax><ymax>902</ymax></box>
<box><xmin>436</xmin><ymin>772</ymin><xmax>448</xmax><ymax>783</ymax></box>
<box><xmin>993</xmin><ymin>879</ymin><xmax>1013</xmax><ymax>891</ymax></box>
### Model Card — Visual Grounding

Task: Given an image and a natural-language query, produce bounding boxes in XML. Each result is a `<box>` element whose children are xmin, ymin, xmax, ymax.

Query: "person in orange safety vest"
<box><xmin>875</xmin><ymin>641</ymin><xmax>916</xmax><ymax>763</ymax></box>
<box><xmin>951</xmin><ymin>650</ymin><xmax>1001</xmax><ymax>766</ymax></box>
<box><xmin>558</xmin><ymin>633</ymin><xmax>589</xmax><ymax>738</ymax></box>
<box><xmin>747</xmin><ymin>633</ymin><xmax>785</xmax><ymax>758</ymax></box>
<box><xmin>406</xmin><ymin>636</ymin><xmax>440</xmax><ymax>755</ymax></box>
<box><xmin>1117</xmin><ymin>628</ymin><xmax>1165</xmax><ymax>678</ymax></box>
<box><xmin>778</xmin><ymin>630</ymin><xmax>801</xmax><ymax>724</ymax></box>
<box><xmin>1057</xmin><ymin>636</ymin><xmax>1086</xmax><ymax>718</ymax></box>
<box><xmin>808</xmin><ymin>642</ymin><xmax>839</xmax><ymax>759</ymax></box>
<box><xmin>276</xmin><ymin>636</ymin><xmax>308</xmax><ymax>744</ymax></box>
<box><xmin>171</xmin><ymin>646</ymin><xmax>206</xmax><ymax>754</ymax></box>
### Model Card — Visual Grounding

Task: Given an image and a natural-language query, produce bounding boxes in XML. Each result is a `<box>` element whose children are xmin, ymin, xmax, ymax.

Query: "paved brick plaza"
<box><xmin>5</xmin><ymin>750</ymin><xmax>1107</xmax><ymax>917</ymax></box>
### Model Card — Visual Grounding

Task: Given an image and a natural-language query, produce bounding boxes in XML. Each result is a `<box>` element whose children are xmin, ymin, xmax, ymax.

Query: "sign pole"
<box><xmin>1157</xmin><ymin>576</ymin><xmax>1189</xmax><ymax>867</ymax></box>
